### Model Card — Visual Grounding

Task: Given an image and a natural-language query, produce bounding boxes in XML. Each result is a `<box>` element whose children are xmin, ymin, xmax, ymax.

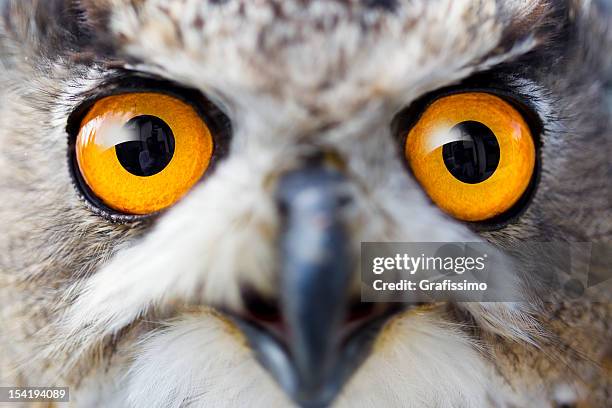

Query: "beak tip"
<box><xmin>288</xmin><ymin>386</ymin><xmax>341</xmax><ymax>408</ymax></box>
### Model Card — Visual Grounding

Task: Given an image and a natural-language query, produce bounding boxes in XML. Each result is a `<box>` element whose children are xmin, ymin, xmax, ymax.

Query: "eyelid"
<box><xmin>67</xmin><ymin>74</ymin><xmax>231</xmax><ymax>141</ymax></box>
<box><xmin>393</xmin><ymin>86</ymin><xmax>543</xmax><ymax>149</ymax></box>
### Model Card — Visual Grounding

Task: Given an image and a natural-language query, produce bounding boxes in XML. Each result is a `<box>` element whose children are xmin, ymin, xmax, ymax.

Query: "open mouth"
<box><xmin>230</xmin><ymin>304</ymin><xmax>401</xmax><ymax>408</ymax></box>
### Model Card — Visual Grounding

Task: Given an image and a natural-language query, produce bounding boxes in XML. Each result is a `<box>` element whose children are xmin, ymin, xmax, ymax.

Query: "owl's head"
<box><xmin>0</xmin><ymin>0</ymin><xmax>610</xmax><ymax>407</ymax></box>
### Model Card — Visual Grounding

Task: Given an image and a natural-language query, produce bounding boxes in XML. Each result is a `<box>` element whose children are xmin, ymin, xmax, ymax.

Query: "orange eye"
<box><xmin>404</xmin><ymin>92</ymin><xmax>536</xmax><ymax>222</ymax></box>
<box><xmin>75</xmin><ymin>93</ymin><xmax>214</xmax><ymax>215</ymax></box>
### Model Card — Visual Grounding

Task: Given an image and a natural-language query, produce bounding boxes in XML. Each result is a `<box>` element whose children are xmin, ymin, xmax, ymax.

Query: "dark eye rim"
<box><xmin>391</xmin><ymin>85</ymin><xmax>543</xmax><ymax>230</ymax></box>
<box><xmin>66</xmin><ymin>73</ymin><xmax>232</xmax><ymax>223</ymax></box>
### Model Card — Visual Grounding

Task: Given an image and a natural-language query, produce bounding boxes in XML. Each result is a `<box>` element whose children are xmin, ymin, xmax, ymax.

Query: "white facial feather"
<box><xmin>119</xmin><ymin>310</ymin><xmax>547</xmax><ymax>408</ymax></box>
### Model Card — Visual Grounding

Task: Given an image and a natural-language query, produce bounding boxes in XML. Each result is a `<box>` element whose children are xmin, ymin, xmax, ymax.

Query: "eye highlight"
<box><xmin>75</xmin><ymin>92</ymin><xmax>214</xmax><ymax>215</ymax></box>
<box><xmin>404</xmin><ymin>92</ymin><xmax>536</xmax><ymax>222</ymax></box>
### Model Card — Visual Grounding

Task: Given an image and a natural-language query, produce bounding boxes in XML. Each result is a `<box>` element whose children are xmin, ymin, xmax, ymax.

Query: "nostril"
<box><xmin>277</xmin><ymin>199</ymin><xmax>290</xmax><ymax>217</ymax></box>
<box><xmin>336</xmin><ymin>193</ymin><xmax>353</xmax><ymax>208</ymax></box>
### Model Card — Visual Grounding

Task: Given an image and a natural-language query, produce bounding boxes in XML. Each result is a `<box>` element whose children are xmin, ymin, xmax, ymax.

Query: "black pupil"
<box><xmin>442</xmin><ymin>121</ymin><xmax>500</xmax><ymax>184</ymax></box>
<box><xmin>116</xmin><ymin>115</ymin><xmax>175</xmax><ymax>177</ymax></box>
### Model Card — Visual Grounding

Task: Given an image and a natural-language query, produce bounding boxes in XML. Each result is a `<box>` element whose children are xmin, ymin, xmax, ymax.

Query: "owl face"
<box><xmin>0</xmin><ymin>0</ymin><xmax>610</xmax><ymax>407</ymax></box>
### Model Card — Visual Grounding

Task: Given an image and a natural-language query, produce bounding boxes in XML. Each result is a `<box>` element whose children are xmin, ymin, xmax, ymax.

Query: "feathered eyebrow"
<box><xmin>1</xmin><ymin>0</ymin><xmax>141</xmax><ymax>66</ymax></box>
<box><xmin>1</xmin><ymin>0</ymin><xmax>568</xmax><ymax>73</ymax></box>
<box><xmin>474</xmin><ymin>0</ymin><xmax>568</xmax><ymax>66</ymax></box>
<box><xmin>501</xmin><ymin>0</ymin><xmax>566</xmax><ymax>45</ymax></box>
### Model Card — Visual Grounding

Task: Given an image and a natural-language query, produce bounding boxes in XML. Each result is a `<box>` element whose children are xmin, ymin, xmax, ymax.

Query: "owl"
<box><xmin>0</xmin><ymin>0</ymin><xmax>610</xmax><ymax>407</ymax></box>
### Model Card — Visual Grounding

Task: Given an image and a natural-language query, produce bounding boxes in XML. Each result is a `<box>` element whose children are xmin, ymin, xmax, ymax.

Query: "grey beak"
<box><xmin>233</xmin><ymin>161</ymin><xmax>387</xmax><ymax>408</ymax></box>
<box><xmin>276</xmin><ymin>164</ymin><xmax>353</xmax><ymax>407</ymax></box>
